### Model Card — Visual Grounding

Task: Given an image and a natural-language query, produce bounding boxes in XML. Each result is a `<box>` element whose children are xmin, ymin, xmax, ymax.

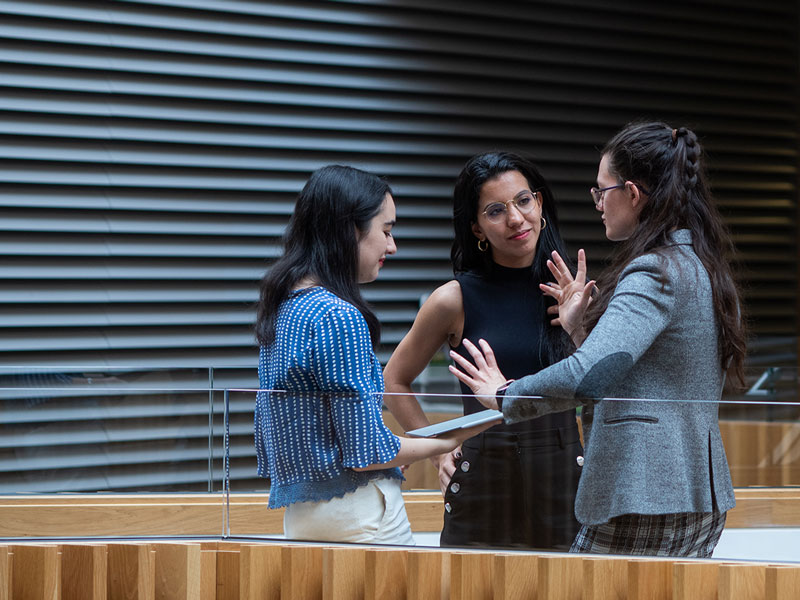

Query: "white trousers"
<box><xmin>283</xmin><ymin>477</ymin><xmax>415</xmax><ymax>545</ymax></box>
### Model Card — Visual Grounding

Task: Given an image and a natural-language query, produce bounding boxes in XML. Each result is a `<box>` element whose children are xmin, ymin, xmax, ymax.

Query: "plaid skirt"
<box><xmin>570</xmin><ymin>510</ymin><xmax>726</xmax><ymax>558</ymax></box>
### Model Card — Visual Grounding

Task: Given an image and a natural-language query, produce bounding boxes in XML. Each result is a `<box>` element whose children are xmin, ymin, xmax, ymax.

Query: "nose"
<box><xmin>386</xmin><ymin>235</ymin><xmax>397</xmax><ymax>255</ymax></box>
<box><xmin>506</xmin><ymin>202</ymin><xmax>524</xmax><ymax>225</ymax></box>
<box><xmin>595</xmin><ymin>198</ymin><xmax>604</xmax><ymax>212</ymax></box>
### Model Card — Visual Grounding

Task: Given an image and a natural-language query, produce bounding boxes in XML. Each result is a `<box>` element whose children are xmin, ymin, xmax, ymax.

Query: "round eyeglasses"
<box><xmin>481</xmin><ymin>191</ymin><xmax>540</xmax><ymax>224</ymax></box>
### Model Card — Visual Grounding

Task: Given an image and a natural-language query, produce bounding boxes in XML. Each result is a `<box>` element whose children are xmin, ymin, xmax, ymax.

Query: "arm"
<box><xmin>383</xmin><ymin>281</ymin><xmax>465</xmax><ymax>489</ymax></box>
<box><xmin>352</xmin><ymin>420</ymin><xmax>500</xmax><ymax>471</ymax></box>
<box><xmin>452</xmin><ymin>255</ymin><xmax>677</xmax><ymax>423</ymax></box>
<box><xmin>384</xmin><ymin>281</ymin><xmax>464</xmax><ymax>431</ymax></box>
<box><xmin>313</xmin><ymin>304</ymin><xmax>494</xmax><ymax>472</ymax></box>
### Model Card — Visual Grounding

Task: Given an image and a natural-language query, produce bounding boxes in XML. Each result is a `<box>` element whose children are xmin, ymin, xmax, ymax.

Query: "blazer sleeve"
<box><xmin>310</xmin><ymin>307</ymin><xmax>401</xmax><ymax>468</ymax></box>
<box><xmin>502</xmin><ymin>253</ymin><xmax>677</xmax><ymax>423</ymax></box>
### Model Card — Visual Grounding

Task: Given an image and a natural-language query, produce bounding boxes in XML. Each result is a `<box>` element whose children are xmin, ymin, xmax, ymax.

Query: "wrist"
<box><xmin>495</xmin><ymin>379</ymin><xmax>516</xmax><ymax>411</ymax></box>
<box><xmin>569</xmin><ymin>327</ymin><xmax>587</xmax><ymax>346</ymax></box>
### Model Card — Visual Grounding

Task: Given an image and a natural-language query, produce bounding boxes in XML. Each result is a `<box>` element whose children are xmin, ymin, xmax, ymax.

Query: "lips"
<box><xmin>509</xmin><ymin>229</ymin><xmax>531</xmax><ymax>241</ymax></box>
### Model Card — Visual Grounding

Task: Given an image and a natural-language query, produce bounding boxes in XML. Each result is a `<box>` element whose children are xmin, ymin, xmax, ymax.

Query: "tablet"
<box><xmin>405</xmin><ymin>409</ymin><xmax>503</xmax><ymax>438</ymax></box>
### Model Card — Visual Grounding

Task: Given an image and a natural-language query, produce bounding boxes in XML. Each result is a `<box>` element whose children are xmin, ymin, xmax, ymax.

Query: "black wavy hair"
<box><xmin>451</xmin><ymin>150</ymin><xmax>575</xmax><ymax>363</ymax></box>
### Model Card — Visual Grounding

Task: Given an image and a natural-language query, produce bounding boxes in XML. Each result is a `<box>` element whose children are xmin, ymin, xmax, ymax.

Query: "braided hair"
<box><xmin>584</xmin><ymin>121</ymin><xmax>747</xmax><ymax>384</ymax></box>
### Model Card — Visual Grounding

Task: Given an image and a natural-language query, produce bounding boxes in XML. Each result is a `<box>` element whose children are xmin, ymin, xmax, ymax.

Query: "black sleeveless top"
<box><xmin>452</xmin><ymin>263</ymin><xmax>575</xmax><ymax>433</ymax></box>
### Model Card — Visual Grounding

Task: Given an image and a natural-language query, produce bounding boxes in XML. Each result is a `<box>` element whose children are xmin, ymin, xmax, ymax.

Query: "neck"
<box><xmin>293</xmin><ymin>276</ymin><xmax>318</xmax><ymax>291</ymax></box>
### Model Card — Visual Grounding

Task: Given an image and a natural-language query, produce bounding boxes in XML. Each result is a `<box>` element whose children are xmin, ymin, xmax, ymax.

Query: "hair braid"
<box><xmin>677</xmin><ymin>127</ymin><xmax>700</xmax><ymax>191</ymax></box>
<box><xmin>587</xmin><ymin>120</ymin><xmax>747</xmax><ymax>385</ymax></box>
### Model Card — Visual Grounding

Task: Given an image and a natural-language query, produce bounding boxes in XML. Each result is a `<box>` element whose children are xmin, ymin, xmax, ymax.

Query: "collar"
<box><xmin>669</xmin><ymin>229</ymin><xmax>692</xmax><ymax>245</ymax></box>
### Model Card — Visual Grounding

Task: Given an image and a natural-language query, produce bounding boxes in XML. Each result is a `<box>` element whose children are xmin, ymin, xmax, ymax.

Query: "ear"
<box><xmin>629</xmin><ymin>182</ymin><xmax>645</xmax><ymax>209</ymax></box>
<box><xmin>471</xmin><ymin>221</ymin><xmax>485</xmax><ymax>241</ymax></box>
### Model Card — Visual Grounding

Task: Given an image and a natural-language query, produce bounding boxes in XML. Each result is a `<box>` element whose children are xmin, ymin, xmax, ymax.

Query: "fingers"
<box><xmin>546</xmin><ymin>259</ymin><xmax>569</xmax><ymax>288</ymax></box>
<box><xmin>448</xmin><ymin>363</ymin><xmax>474</xmax><ymax>388</ymax></box>
<box><xmin>438</xmin><ymin>449</ymin><xmax>458</xmax><ymax>495</ymax></box>
<box><xmin>540</xmin><ymin>282</ymin><xmax>561</xmax><ymax>302</ymax></box>
<box><xmin>579</xmin><ymin>280</ymin><xmax>596</xmax><ymax>310</ymax></box>
<box><xmin>460</xmin><ymin>338</ymin><xmax>489</xmax><ymax>371</ymax></box>
<box><xmin>449</xmin><ymin>346</ymin><xmax>479</xmax><ymax>376</ymax></box>
<box><xmin>576</xmin><ymin>248</ymin><xmax>587</xmax><ymax>281</ymax></box>
<box><xmin>550</xmin><ymin>251</ymin><xmax>573</xmax><ymax>283</ymax></box>
<box><xmin>449</xmin><ymin>339</ymin><xmax>506</xmax><ymax>400</ymax></box>
<box><xmin>546</xmin><ymin>259</ymin><xmax>563</xmax><ymax>284</ymax></box>
<box><xmin>477</xmin><ymin>339</ymin><xmax>498</xmax><ymax>370</ymax></box>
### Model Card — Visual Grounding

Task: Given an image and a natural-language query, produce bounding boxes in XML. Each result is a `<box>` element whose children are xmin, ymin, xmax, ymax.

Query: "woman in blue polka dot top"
<box><xmin>254</xmin><ymin>165</ymin><xmax>498</xmax><ymax>544</ymax></box>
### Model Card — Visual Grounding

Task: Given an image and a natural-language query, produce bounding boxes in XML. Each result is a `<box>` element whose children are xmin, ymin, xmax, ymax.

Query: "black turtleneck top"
<box><xmin>451</xmin><ymin>263</ymin><xmax>576</xmax><ymax>433</ymax></box>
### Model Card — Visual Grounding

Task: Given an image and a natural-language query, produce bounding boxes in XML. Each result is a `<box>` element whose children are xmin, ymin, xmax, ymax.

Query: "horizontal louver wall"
<box><xmin>0</xmin><ymin>0</ymin><xmax>796</xmax><ymax>492</ymax></box>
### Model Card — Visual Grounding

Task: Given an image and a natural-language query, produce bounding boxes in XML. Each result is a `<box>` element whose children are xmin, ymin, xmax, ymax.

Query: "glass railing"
<box><xmin>0</xmin><ymin>366</ymin><xmax>232</xmax><ymax>494</ymax></box>
<box><xmin>0</xmin><ymin>365</ymin><xmax>798</xmax><ymax>561</ymax></box>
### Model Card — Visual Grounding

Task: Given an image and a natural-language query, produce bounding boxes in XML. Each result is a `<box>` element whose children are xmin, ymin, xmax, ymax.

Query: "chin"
<box><xmin>359</xmin><ymin>270</ymin><xmax>379</xmax><ymax>284</ymax></box>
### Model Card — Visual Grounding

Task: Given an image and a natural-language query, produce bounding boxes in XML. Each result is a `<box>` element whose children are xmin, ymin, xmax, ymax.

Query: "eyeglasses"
<box><xmin>481</xmin><ymin>191</ymin><xmax>540</xmax><ymax>224</ymax></box>
<box><xmin>589</xmin><ymin>184</ymin><xmax>626</xmax><ymax>207</ymax></box>
<box><xmin>590</xmin><ymin>182</ymin><xmax>651</xmax><ymax>207</ymax></box>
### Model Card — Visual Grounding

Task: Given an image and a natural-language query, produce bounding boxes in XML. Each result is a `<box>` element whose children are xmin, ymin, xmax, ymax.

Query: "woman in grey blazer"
<box><xmin>450</xmin><ymin>121</ymin><xmax>747</xmax><ymax>557</ymax></box>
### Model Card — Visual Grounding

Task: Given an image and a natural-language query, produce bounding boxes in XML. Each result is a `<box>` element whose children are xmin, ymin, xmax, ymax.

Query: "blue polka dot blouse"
<box><xmin>255</xmin><ymin>286</ymin><xmax>403</xmax><ymax>509</ymax></box>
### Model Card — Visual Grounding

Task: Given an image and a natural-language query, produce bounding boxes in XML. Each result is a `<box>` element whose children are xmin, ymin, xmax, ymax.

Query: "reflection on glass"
<box><xmin>0</xmin><ymin>366</ymin><xmax>231</xmax><ymax>493</ymax></box>
<box><xmin>223</xmin><ymin>370</ymin><xmax>799</xmax><ymax>557</ymax></box>
<box><xmin>1</xmin><ymin>366</ymin><xmax>798</xmax><ymax>560</ymax></box>
<box><xmin>721</xmin><ymin>366</ymin><xmax>800</xmax><ymax>487</ymax></box>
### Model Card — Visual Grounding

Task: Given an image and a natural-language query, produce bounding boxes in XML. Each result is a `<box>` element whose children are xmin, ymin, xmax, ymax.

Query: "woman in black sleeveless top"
<box><xmin>385</xmin><ymin>151</ymin><xmax>582</xmax><ymax>549</ymax></box>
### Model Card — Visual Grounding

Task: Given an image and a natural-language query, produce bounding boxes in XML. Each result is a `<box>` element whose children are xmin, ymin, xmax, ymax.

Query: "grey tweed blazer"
<box><xmin>502</xmin><ymin>229</ymin><xmax>735</xmax><ymax>526</ymax></box>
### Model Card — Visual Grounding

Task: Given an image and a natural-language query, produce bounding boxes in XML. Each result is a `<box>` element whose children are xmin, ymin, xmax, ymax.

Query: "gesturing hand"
<box><xmin>448</xmin><ymin>338</ymin><xmax>508</xmax><ymax>411</ymax></box>
<box><xmin>540</xmin><ymin>248</ymin><xmax>596</xmax><ymax>346</ymax></box>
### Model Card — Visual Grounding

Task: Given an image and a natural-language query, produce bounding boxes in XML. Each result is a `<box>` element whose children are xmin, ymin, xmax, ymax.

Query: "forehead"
<box><xmin>597</xmin><ymin>154</ymin><xmax>615</xmax><ymax>183</ymax></box>
<box><xmin>478</xmin><ymin>170</ymin><xmax>531</xmax><ymax>207</ymax></box>
<box><xmin>377</xmin><ymin>192</ymin><xmax>395</xmax><ymax>220</ymax></box>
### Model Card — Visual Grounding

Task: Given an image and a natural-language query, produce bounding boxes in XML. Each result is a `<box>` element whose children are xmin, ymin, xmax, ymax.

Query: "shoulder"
<box><xmin>417</xmin><ymin>280</ymin><xmax>464</xmax><ymax>328</ymax></box>
<box><xmin>424</xmin><ymin>280</ymin><xmax>463</xmax><ymax>314</ymax></box>
<box><xmin>294</xmin><ymin>288</ymin><xmax>369</xmax><ymax>334</ymax></box>
<box><xmin>616</xmin><ymin>243</ymin><xmax>703</xmax><ymax>301</ymax></box>
<box><xmin>408</xmin><ymin>280</ymin><xmax>464</xmax><ymax>343</ymax></box>
<box><xmin>614</xmin><ymin>252</ymin><xmax>675</xmax><ymax>302</ymax></box>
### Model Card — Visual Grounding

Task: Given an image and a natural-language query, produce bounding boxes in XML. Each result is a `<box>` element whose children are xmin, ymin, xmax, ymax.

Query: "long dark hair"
<box><xmin>585</xmin><ymin>121</ymin><xmax>747</xmax><ymax>384</ymax></box>
<box><xmin>255</xmin><ymin>165</ymin><xmax>391</xmax><ymax>349</ymax></box>
<box><xmin>451</xmin><ymin>151</ymin><xmax>575</xmax><ymax>363</ymax></box>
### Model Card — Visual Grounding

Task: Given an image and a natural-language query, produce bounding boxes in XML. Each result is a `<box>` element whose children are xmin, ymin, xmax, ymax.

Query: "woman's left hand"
<box><xmin>449</xmin><ymin>338</ymin><xmax>508</xmax><ymax>410</ymax></box>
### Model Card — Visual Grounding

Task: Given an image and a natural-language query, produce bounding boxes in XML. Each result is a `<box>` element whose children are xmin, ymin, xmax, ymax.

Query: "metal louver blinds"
<box><xmin>0</xmin><ymin>0</ymin><xmax>796</xmax><ymax>491</ymax></box>
<box><xmin>0</xmin><ymin>0</ymin><xmax>796</xmax><ymax>368</ymax></box>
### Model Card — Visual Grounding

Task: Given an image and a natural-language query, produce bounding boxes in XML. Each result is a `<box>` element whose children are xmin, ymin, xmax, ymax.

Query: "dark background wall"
<box><xmin>0</xmin><ymin>0</ymin><xmax>797</xmax><ymax>369</ymax></box>
<box><xmin>0</xmin><ymin>0</ymin><xmax>797</xmax><ymax>491</ymax></box>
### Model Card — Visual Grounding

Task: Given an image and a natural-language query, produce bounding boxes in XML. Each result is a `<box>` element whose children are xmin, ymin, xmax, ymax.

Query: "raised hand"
<box><xmin>448</xmin><ymin>338</ymin><xmax>509</xmax><ymax>410</ymax></box>
<box><xmin>540</xmin><ymin>249</ymin><xmax>596</xmax><ymax>346</ymax></box>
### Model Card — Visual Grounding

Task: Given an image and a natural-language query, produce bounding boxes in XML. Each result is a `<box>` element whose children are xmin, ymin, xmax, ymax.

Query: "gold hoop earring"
<box><xmin>477</xmin><ymin>239</ymin><xmax>489</xmax><ymax>252</ymax></box>
<box><xmin>540</xmin><ymin>217</ymin><xmax>547</xmax><ymax>230</ymax></box>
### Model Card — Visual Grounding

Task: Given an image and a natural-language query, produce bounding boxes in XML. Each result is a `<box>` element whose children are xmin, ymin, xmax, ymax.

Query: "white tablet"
<box><xmin>405</xmin><ymin>409</ymin><xmax>503</xmax><ymax>438</ymax></box>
